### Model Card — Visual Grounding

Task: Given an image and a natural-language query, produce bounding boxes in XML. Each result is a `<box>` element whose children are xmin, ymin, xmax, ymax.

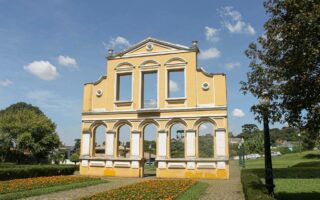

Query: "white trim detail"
<box><xmin>202</xmin><ymin>82</ymin><xmax>210</xmax><ymax>91</ymax></box>
<box><xmin>187</xmin><ymin>162</ymin><xmax>196</xmax><ymax>169</ymax></box>
<box><xmin>114</xmin><ymin>161</ymin><xmax>130</xmax><ymax>168</ymax></box>
<box><xmin>216</xmin><ymin>129</ymin><xmax>226</xmax><ymax>157</ymax></box>
<box><xmin>217</xmin><ymin>161</ymin><xmax>226</xmax><ymax>169</ymax></box>
<box><xmin>186</xmin><ymin>131</ymin><xmax>196</xmax><ymax>157</ymax></box>
<box><xmin>158</xmin><ymin>161</ymin><xmax>167</xmax><ymax>169</ymax></box>
<box><xmin>82</xmin><ymin>133</ymin><xmax>90</xmax><ymax>156</ymax></box>
<box><xmin>90</xmin><ymin>161</ymin><xmax>105</xmax><ymax>167</ymax></box>
<box><xmin>158</xmin><ymin>131</ymin><xmax>167</xmax><ymax>158</ymax></box>
<box><xmin>106</xmin><ymin>161</ymin><xmax>113</xmax><ymax>168</ymax></box>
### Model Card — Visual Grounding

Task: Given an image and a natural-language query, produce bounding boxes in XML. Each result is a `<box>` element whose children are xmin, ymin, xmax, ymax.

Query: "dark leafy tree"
<box><xmin>0</xmin><ymin>102</ymin><xmax>61</xmax><ymax>163</ymax></box>
<box><xmin>241</xmin><ymin>0</ymin><xmax>320</xmax><ymax>143</ymax></box>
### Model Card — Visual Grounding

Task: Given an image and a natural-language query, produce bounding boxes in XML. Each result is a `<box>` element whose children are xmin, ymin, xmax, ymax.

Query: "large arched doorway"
<box><xmin>93</xmin><ymin>125</ymin><xmax>106</xmax><ymax>157</ymax></box>
<box><xmin>143</xmin><ymin>124</ymin><xmax>157</xmax><ymax>177</ymax></box>
<box><xmin>117</xmin><ymin>124</ymin><xmax>131</xmax><ymax>158</ymax></box>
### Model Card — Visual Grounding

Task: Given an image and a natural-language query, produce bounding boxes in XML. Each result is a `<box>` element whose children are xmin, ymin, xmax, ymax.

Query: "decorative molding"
<box><xmin>84</xmin><ymin>76</ymin><xmax>107</xmax><ymax>85</ymax></box>
<box><xmin>114</xmin><ymin>62</ymin><xmax>135</xmax><ymax>71</ymax></box>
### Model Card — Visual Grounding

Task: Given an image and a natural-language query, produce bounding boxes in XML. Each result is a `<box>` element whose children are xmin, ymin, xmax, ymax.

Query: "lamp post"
<box><xmin>238</xmin><ymin>138</ymin><xmax>245</xmax><ymax>168</ymax></box>
<box><xmin>259</xmin><ymin>90</ymin><xmax>275</xmax><ymax>196</ymax></box>
<box><xmin>148</xmin><ymin>144</ymin><xmax>152</xmax><ymax>166</ymax></box>
<box><xmin>298</xmin><ymin>132</ymin><xmax>301</xmax><ymax>154</ymax></box>
<box><xmin>123</xmin><ymin>142</ymin><xmax>127</xmax><ymax>158</ymax></box>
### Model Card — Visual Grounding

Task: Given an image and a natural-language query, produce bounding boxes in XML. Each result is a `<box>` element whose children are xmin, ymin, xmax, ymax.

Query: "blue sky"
<box><xmin>0</xmin><ymin>0</ymin><xmax>276</xmax><ymax>145</ymax></box>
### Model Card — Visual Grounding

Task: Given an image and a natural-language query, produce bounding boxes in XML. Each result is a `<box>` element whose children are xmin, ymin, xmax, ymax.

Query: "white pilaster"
<box><xmin>82</xmin><ymin>133</ymin><xmax>90</xmax><ymax>156</ymax></box>
<box><xmin>186</xmin><ymin>130</ymin><xmax>196</xmax><ymax>158</ymax></box>
<box><xmin>216</xmin><ymin>129</ymin><xmax>226</xmax><ymax>158</ymax></box>
<box><xmin>106</xmin><ymin>131</ymin><xmax>115</xmax><ymax>157</ymax></box>
<box><xmin>157</xmin><ymin>130</ymin><xmax>167</xmax><ymax>159</ymax></box>
<box><xmin>131</xmin><ymin>131</ymin><xmax>140</xmax><ymax>158</ymax></box>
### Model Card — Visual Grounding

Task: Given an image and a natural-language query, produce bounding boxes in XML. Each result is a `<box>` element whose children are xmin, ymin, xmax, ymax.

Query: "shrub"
<box><xmin>292</xmin><ymin>161</ymin><xmax>320</xmax><ymax>168</ymax></box>
<box><xmin>0</xmin><ymin>165</ymin><xmax>78</xmax><ymax>180</ymax></box>
<box><xmin>241</xmin><ymin>170</ymin><xmax>273</xmax><ymax>200</ymax></box>
<box><xmin>245</xmin><ymin>167</ymin><xmax>320</xmax><ymax>179</ymax></box>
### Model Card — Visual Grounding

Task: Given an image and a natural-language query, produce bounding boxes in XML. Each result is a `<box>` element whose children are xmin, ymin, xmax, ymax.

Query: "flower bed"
<box><xmin>81</xmin><ymin>179</ymin><xmax>197</xmax><ymax>200</ymax></box>
<box><xmin>0</xmin><ymin>176</ymin><xmax>99</xmax><ymax>194</ymax></box>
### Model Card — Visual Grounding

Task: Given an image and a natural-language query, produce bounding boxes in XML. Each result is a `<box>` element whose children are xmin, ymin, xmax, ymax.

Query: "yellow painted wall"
<box><xmin>82</xmin><ymin>48</ymin><xmax>227</xmax><ymax>111</ymax></box>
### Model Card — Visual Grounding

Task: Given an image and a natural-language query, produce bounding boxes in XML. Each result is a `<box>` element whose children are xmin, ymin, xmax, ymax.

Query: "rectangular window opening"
<box><xmin>141</xmin><ymin>71</ymin><xmax>158</xmax><ymax>109</ymax></box>
<box><xmin>116</xmin><ymin>73</ymin><xmax>132</xmax><ymax>101</ymax></box>
<box><xmin>168</xmin><ymin>69</ymin><xmax>185</xmax><ymax>98</ymax></box>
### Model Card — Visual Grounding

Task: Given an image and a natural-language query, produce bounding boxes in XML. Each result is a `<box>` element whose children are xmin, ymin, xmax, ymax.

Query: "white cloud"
<box><xmin>58</xmin><ymin>55</ymin><xmax>77</xmax><ymax>68</ymax></box>
<box><xmin>205</xmin><ymin>26</ymin><xmax>219</xmax><ymax>42</ymax></box>
<box><xmin>0</xmin><ymin>79</ymin><xmax>12</xmax><ymax>87</ymax></box>
<box><xmin>104</xmin><ymin>36</ymin><xmax>130</xmax><ymax>49</ymax></box>
<box><xmin>24</xmin><ymin>60</ymin><xmax>59</xmax><ymax>80</ymax></box>
<box><xmin>219</xmin><ymin>6</ymin><xmax>256</xmax><ymax>35</ymax></box>
<box><xmin>199</xmin><ymin>48</ymin><xmax>221</xmax><ymax>60</ymax></box>
<box><xmin>226</xmin><ymin>62</ymin><xmax>240</xmax><ymax>70</ymax></box>
<box><xmin>169</xmin><ymin>80</ymin><xmax>180</xmax><ymax>92</ymax></box>
<box><xmin>232</xmin><ymin>108</ymin><xmax>245</xmax><ymax>118</ymax></box>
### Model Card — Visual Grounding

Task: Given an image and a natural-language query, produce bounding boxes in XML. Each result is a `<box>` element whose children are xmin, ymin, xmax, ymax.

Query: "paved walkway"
<box><xmin>24</xmin><ymin>161</ymin><xmax>244</xmax><ymax>200</ymax></box>
<box><xmin>199</xmin><ymin>161</ymin><xmax>245</xmax><ymax>200</ymax></box>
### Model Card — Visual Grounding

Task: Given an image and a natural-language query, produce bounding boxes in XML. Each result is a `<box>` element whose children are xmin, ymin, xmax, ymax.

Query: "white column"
<box><xmin>157</xmin><ymin>130</ymin><xmax>167</xmax><ymax>159</ymax></box>
<box><xmin>216</xmin><ymin>128</ymin><xmax>226</xmax><ymax>158</ymax></box>
<box><xmin>106</xmin><ymin>131</ymin><xmax>115</xmax><ymax>157</ymax></box>
<box><xmin>82</xmin><ymin>133</ymin><xmax>90</xmax><ymax>156</ymax></box>
<box><xmin>131</xmin><ymin>131</ymin><xmax>140</xmax><ymax>158</ymax></box>
<box><xmin>186</xmin><ymin>130</ymin><xmax>196</xmax><ymax>158</ymax></box>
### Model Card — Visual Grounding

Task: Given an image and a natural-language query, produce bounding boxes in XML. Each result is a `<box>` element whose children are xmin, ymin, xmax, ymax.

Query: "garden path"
<box><xmin>199</xmin><ymin>161</ymin><xmax>245</xmax><ymax>200</ymax></box>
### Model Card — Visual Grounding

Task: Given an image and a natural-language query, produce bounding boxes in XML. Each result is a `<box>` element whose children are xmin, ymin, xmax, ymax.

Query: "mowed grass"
<box><xmin>245</xmin><ymin>150</ymin><xmax>320</xmax><ymax>169</ymax></box>
<box><xmin>245</xmin><ymin>150</ymin><xmax>320</xmax><ymax>200</ymax></box>
<box><xmin>176</xmin><ymin>182</ymin><xmax>208</xmax><ymax>200</ymax></box>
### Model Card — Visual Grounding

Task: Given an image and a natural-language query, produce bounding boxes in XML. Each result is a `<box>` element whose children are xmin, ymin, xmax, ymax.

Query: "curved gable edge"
<box><xmin>84</xmin><ymin>75</ymin><xmax>107</xmax><ymax>85</ymax></box>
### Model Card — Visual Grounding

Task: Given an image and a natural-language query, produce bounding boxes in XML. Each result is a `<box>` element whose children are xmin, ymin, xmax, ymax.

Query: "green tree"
<box><xmin>73</xmin><ymin>139</ymin><xmax>81</xmax><ymax>153</ymax></box>
<box><xmin>241</xmin><ymin>0</ymin><xmax>320</xmax><ymax>144</ymax></box>
<box><xmin>244</xmin><ymin>133</ymin><xmax>264</xmax><ymax>155</ymax></box>
<box><xmin>0</xmin><ymin>102</ymin><xmax>61</xmax><ymax>163</ymax></box>
<box><xmin>70</xmin><ymin>153</ymin><xmax>80</xmax><ymax>165</ymax></box>
<box><xmin>242</xmin><ymin>124</ymin><xmax>259</xmax><ymax>133</ymax></box>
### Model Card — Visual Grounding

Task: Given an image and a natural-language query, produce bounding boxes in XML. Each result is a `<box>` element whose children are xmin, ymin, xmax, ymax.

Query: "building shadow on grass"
<box><xmin>277</xmin><ymin>192</ymin><xmax>320</xmax><ymax>200</ymax></box>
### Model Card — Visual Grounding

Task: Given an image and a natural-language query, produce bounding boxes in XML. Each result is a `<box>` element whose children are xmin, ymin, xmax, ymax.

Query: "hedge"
<box><xmin>245</xmin><ymin>167</ymin><xmax>320</xmax><ymax>179</ymax></box>
<box><xmin>241</xmin><ymin>170</ymin><xmax>274</xmax><ymax>200</ymax></box>
<box><xmin>0</xmin><ymin>165</ymin><xmax>78</xmax><ymax>180</ymax></box>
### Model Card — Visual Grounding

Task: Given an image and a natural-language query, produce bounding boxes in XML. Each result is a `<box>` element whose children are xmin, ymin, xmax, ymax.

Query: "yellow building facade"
<box><xmin>80</xmin><ymin>38</ymin><xmax>229</xmax><ymax>179</ymax></box>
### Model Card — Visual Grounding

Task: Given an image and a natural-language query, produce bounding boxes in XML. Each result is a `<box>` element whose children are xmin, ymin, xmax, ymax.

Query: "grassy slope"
<box><xmin>245</xmin><ymin>150</ymin><xmax>320</xmax><ymax>200</ymax></box>
<box><xmin>245</xmin><ymin>150</ymin><xmax>320</xmax><ymax>169</ymax></box>
<box><xmin>0</xmin><ymin>179</ymin><xmax>106</xmax><ymax>200</ymax></box>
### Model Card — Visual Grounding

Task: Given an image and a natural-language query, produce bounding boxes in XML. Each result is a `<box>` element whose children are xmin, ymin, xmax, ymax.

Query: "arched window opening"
<box><xmin>143</xmin><ymin>124</ymin><xmax>157</xmax><ymax>166</ymax></box>
<box><xmin>170</xmin><ymin>123</ymin><xmax>185</xmax><ymax>158</ymax></box>
<box><xmin>117</xmin><ymin>124</ymin><xmax>131</xmax><ymax>158</ymax></box>
<box><xmin>198</xmin><ymin>122</ymin><xmax>214</xmax><ymax>158</ymax></box>
<box><xmin>94</xmin><ymin>125</ymin><xmax>106</xmax><ymax>157</ymax></box>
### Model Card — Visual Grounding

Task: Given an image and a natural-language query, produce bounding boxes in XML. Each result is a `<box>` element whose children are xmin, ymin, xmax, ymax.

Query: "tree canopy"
<box><xmin>0</xmin><ymin>102</ymin><xmax>61</xmax><ymax>163</ymax></box>
<box><xmin>241</xmin><ymin>0</ymin><xmax>320</xmax><ymax>141</ymax></box>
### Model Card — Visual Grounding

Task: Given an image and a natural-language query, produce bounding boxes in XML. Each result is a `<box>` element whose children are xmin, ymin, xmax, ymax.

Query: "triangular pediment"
<box><xmin>113</xmin><ymin>37</ymin><xmax>194</xmax><ymax>58</ymax></box>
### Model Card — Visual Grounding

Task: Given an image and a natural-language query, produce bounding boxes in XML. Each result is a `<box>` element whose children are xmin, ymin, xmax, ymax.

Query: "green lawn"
<box><xmin>245</xmin><ymin>150</ymin><xmax>320</xmax><ymax>169</ymax></box>
<box><xmin>176</xmin><ymin>182</ymin><xmax>208</xmax><ymax>200</ymax></box>
<box><xmin>245</xmin><ymin>150</ymin><xmax>320</xmax><ymax>200</ymax></box>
